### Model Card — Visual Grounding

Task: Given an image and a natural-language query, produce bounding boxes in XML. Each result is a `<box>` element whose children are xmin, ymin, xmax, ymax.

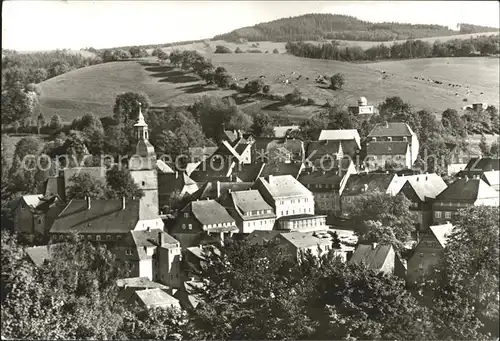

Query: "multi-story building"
<box><xmin>275</xmin><ymin>214</ymin><xmax>327</xmax><ymax>233</ymax></box>
<box><xmin>170</xmin><ymin>199</ymin><xmax>238</xmax><ymax>248</ymax></box>
<box><xmin>406</xmin><ymin>223</ymin><xmax>454</xmax><ymax>286</ymax></box>
<box><xmin>432</xmin><ymin>176</ymin><xmax>499</xmax><ymax>224</ymax></box>
<box><xmin>221</xmin><ymin>189</ymin><xmax>276</xmax><ymax>234</ymax></box>
<box><xmin>273</xmin><ymin>230</ymin><xmax>340</xmax><ymax>262</ymax></box>
<box><xmin>367</xmin><ymin>122</ymin><xmax>419</xmax><ymax>167</ymax></box>
<box><xmin>254</xmin><ymin>175</ymin><xmax>315</xmax><ymax>218</ymax></box>
<box><xmin>365</xmin><ymin>141</ymin><xmax>412</xmax><ymax>170</ymax></box>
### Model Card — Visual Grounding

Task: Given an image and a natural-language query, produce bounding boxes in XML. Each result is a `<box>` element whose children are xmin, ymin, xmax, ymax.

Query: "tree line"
<box><xmin>285</xmin><ymin>34</ymin><xmax>500</xmax><ymax>61</ymax></box>
<box><xmin>1</xmin><ymin>205</ymin><xmax>498</xmax><ymax>340</ymax></box>
<box><xmin>213</xmin><ymin>13</ymin><xmax>496</xmax><ymax>43</ymax></box>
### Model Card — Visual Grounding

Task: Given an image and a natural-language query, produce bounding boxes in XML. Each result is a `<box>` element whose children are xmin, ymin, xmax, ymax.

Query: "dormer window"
<box><xmin>372</xmin><ymin>137</ymin><xmax>377</xmax><ymax>142</ymax></box>
<box><xmin>184</xmin><ymin>213</ymin><xmax>189</xmax><ymax>218</ymax></box>
<box><xmin>403</xmin><ymin>137</ymin><xmax>408</xmax><ymax>142</ymax></box>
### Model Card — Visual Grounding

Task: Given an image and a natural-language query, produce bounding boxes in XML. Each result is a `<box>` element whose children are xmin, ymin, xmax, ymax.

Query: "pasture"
<box><xmin>39</xmin><ymin>50</ymin><xmax>500</xmax><ymax>123</ymax></box>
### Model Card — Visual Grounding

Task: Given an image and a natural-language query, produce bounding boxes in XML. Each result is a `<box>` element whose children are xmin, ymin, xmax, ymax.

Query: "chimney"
<box><xmin>371</xmin><ymin>242</ymin><xmax>378</xmax><ymax>250</ymax></box>
<box><xmin>388</xmin><ymin>137</ymin><xmax>392</xmax><ymax>141</ymax></box>
<box><xmin>86</xmin><ymin>196</ymin><xmax>91</xmax><ymax>210</ymax></box>
<box><xmin>362</xmin><ymin>184</ymin><xmax>368</xmax><ymax>192</ymax></box>
<box><xmin>464</xmin><ymin>175</ymin><xmax>469</xmax><ymax>181</ymax></box>
<box><xmin>175</xmin><ymin>171</ymin><xmax>179</xmax><ymax>179</ymax></box>
<box><xmin>158</xmin><ymin>231</ymin><xmax>163</xmax><ymax>247</ymax></box>
<box><xmin>216</xmin><ymin>181</ymin><xmax>221</xmax><ymax>198</ymax></box>
<box><xmin>416</xmin><ymin>177</ymin><xmax>419</xmax><ymax>182</ymax></box>
<box><xmin>122</xmin><ymin>196</ymin><xmax>126</xmax><ymax>210</ymax></box>
<box><xmin>385</xmin><ymin>121</ymin><xmax>389</xmax><ymax>128</ymax></box>
<box><xmin>268</xmin><ymin>175</ymin><xmax>274</xmax><ymax>184</ymax></box>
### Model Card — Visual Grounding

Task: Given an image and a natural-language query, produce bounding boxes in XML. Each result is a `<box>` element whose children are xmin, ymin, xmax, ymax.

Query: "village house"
<box><xmin>170</xmin><ymin>199</ymin><xmax>238</xmax><ymax>248</ymax></box>
<box><xmin>366</xmin><ymin>122</ymin><xmax>419</xmax><ymax>167</ymax></box>
<box><xmin>396</xmin><ymin>173</ymin><xmax>448</xmax><ymax>232</ymax></box>
<box><xmin>251</xmin><ymin>137</ymin><xmax>305</xmax><ymax>164</ymax></box>
<box><xmin>48</xmin><ymin>197</ymin><xmax>181</xmax><ymax>282</ymax></box>
<box><xmin>299</xmin><ymin>159</ymin><xmax>356</xmax><ymax>217</ymax></box>
<box><xmin>305</xmin><ymin>140</ymin><xmax>359</xmax><ymax>168</ymax></box>
<box><xmin>14</xmin><ymin>194</ymin><xmax>65</xmax><ymax>244</ymax></box>
<box><xmin>317</xmin><ymin>129</ymin><xmax>361</xmax><ymax>150</ymax></box>
<box><xmin>254</xmin><ymin>175</ymin><xmax>315</xmax><ymax>218</ymax></box>
<box><xmin>273</xmin><ymin>230</ymin><xmax>343</xmax><ymax>262</ymax></box>
<box><xmin>432</xmin><ymin>176</ymin><xmax>499</xmax><ymax>224</ymax></box>
<box><xmin>220</xmin><ymin>189</ymin><xmax>277</xmax><ymax>234</ymax></box>
<box><xmin>340</xmin><ymin>173</ymin><xmax>402</xmax><ymax>213</ymax></box>
<box><xmin>365</xmin><ymin>141</ymin><xmax>412</xmax><ymax>170</ymax></box>
<box><xmin>348</xmin><ymin>96</ymin><xmax>377</xmax><ymax>118</ymax></box>
<box><xmin>406</xmin><ymin>223</ymin><xmax>454</xmax><ymax>286</ymax></box>
<box><xmin>348</xmin><ymin>243</ymin><xmax>406</xmax><ymax>277</ymax></box>
<box><xmin>24</xmin><ymin>243</ymin><xmax>64</xmax><ymax>267</ymax></box>
<box><xmin>457</xmin><ymin>157</ymin><xmax>500</xmax><ymax>177</ymax></box>
<box><xmin>245</xmin><ymin>230</ymin><xmax>282</xmax><ymax>246</ymax></box>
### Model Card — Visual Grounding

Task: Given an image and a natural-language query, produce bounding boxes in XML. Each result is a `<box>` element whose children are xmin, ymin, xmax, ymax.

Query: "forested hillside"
<box><xmin>213</xmin><ymin>13</ymin><xmax>497</xmax><ymax>42</ymax></box>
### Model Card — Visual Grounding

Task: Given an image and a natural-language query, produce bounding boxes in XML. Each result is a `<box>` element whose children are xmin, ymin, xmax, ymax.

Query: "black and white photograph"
<box><xmin>1</xmin><ymin>1</ymin><xmax>499</xmax><ymax>340</ymax></box>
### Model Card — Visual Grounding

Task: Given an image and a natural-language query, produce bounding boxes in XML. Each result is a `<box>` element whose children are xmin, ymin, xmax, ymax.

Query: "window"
<box><xmin>125</xmin><ymin>249</ymin><xmax>133</xmax><ymax>256</ymax></box>
<box><xmin>445</xmin><ymin>212</ymin><xmax>451</xmax><ymax>219</ymax></box>
<box><xmin>96</xmin><ymin>235</ymin><xmax>101</xmax><ymax>241</ymax></box>
<box><xmin>435</xmin><ymin>211</ymin><xmax>442</xmax><ymax>218</ymax></box>
<box><xmin>142</xmin><ymin>181</ymin><xmax>145</xmax><ymax>186</ymax></box>
<box><xmin>431</xmin><ymin>253</ymin><xmax>436</xmax><ymax>257</ymax></box>
<box><xmin>419</xmin><ymin>252</ymin><xmax>424</xmax><ymax>257</ymax></box>
<box><xmin>87</xmin><ymin>235</ymin><xmax>92</xmax><ymax>240</ymax></box>
<box><xmin>182</xmin><ymin>224</ymin><xmax>186</xmax><ymax>230</ymax></box>
<box><xmin>106</xmin><ymin>235</ymin><xmax>111</xmax><ymax>241</ymax></box>
<box><xmin>117</xmin><ymin>235</ymin><xmax>122</xmax><ymax>240</ymax></box>
<box><xmin>419</xmin><ymin>264</ymin><xmax>424</xmax><ymax>270</ymax></box>
<box><xmin>38</xmin><ymin>218</ymin><xmax>42</xmax><ymax>224</ymax></box>
<box><xmin>188</xmin><ymin>224</ymin><xmax>192</xmax><ymax>230</ymax></box>
<box><xmin>184</xmin><ymin>213</ymin><xmax>189</xmax><ymax>218</ymax></box>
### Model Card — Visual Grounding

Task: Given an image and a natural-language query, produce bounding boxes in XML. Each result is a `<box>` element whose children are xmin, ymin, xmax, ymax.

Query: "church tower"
<box><xmin>129</xmin><ymin>103</ymin><xmax>159</xmax><ymax>216</ymax></box>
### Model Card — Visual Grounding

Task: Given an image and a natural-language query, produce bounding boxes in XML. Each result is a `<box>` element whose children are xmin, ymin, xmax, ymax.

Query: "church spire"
<box><xmin>134</xmin><ymin>102</ymin><xmax>147</xmax><ymax>128</ymax></box>
<box><xmin>133</xmin><ymin>102</ymin><xmax>155</xmax><ymax>158</ymax></box>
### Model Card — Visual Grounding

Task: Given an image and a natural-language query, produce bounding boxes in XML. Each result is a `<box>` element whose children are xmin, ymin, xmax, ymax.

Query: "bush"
<box><xmin>330</xmin><ymin>73</ymin><xmax>345</xmax><ymax>90</ymax></box>
<box><xmin>285</xmin><ymin>88</ymin><xmax>302</xmax><ymax>103</ymax></box>
<box><xmin>234</xmin><ymin>47</ymin><xmax>244</xmax><ymax>54</ymax></box>
<box><xmin>299</xmin><ymin>96</ymin><xmax>309</xmax><ymax>105</ymax></box>
<box><xmin>214</xmin><ymin>72</ymin><xmax>233</xmax><ymax>88</ymax></box>
<box><xmin>230</xmin><ymin>83</ymin><xmax>242</xmax><ymax>91</ymax></box>
<box><xmin>271</xmin><ymin>93</ymin><xmax>286</xmax><ymax>101</ymax></box>
<box><xmin>215</xmin><ymin>45</ymin><xmax>232</xmax><ymax>54</ymax></box>
<box><xmin>247</xmin><ymin>49</ymin><xmax>262</xmax><ymax>53</ymax></box>
<box><xmin>323</xmin><ymin>101</ymin><xmax>333</xmax><ymax>108</ymax></box>
<box><xmin>244</xmin><ymin>79</ymin><xmax>265</xmax><ymax>94</ymax></box>
<box><xmin>263</xmin><ymin>85</ymin><xmax>271</xmax><ymax>94</ymax></box>
<box><xmin>307</xmin><ymin>98</ymin><xmax>316</xmax><ymax>105</ymax></box>
<box><xmin>273</xmin><ymin>48</ymin><xmax>279</xmax><ymax>54</ymax></box>
<box><xmin>251</xmin><ymin>44</ymin><xmax>258</xmax><ymax>48</ymax></box>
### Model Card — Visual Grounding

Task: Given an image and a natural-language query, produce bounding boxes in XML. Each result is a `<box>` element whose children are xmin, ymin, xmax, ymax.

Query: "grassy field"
<box><xmin>39</xmin><ymin>51</ymin><xmax>500</xmax><ymax>123</ymax></box>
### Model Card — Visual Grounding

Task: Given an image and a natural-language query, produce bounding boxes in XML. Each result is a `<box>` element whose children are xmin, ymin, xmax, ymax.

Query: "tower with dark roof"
<box><xmin>129</xmin><ymin>103</ymin><xmax>159</xmax><ymax>215</ymax></box>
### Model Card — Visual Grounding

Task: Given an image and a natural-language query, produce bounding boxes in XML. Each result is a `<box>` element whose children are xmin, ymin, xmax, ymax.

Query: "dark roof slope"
<box><xmin>367</xmin><ymin>141</ymin><xmax>409</xmax><ymax>155</ymax></box>
<box><xmin>401</xmin><ymin>174</ymin><xmax>448</xmax><ymax>202</ymax></box>
<box><xmin>435</xmin><ymin>178</ymin><xmax>498</xmax><ymax>201</ymax></box>
<box><xmin>260</xmin><ymin>162</ymin><xmax>304</xmax><ymax>178</ymax></box>
<box><xmin>368</xmin><ymin>122</ymin><xmax>413</xmax><ymax>137</ymax></box>
<box><xmin>342</xmin><ymin>173</ymin><xmax>397</xmax><ymax>196</ymax></box>
<box><xmin>348</xmin><ymin>244</ymin><xmax>393</xmax><ymax>271</ymax></box>
<box><xmin>183</xmin><ymin>200</ymin><xmax>236</xmax><ymax>226</ymax></box>
<box><xmin>299</xmin><ymin>170</ymin><xmax>344</xmax><ymax>190</ymax></box>
<box><xmin>231</xmin><ymin>190</ymin><xmax>273</xmax><ymax>213</ymax></box>
<box><xmin>462</xmin><ymin>157</ymin><xmax>500</xmax><ymax>173</ymax></box>
<box><xmin>190</xmin><ymin>181</ymin><xmax>254</xmax><ymax>200</ymax></box>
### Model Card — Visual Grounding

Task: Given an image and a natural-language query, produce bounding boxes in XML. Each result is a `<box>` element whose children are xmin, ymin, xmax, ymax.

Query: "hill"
<box><xmin>213</xmin><ymin>13</ymin><xmax>498</xmax><ymax>42</ymax></box>
<box><xmin>38</xmin><ymin>53</ymin><xmax>499</xmax><ymax>123</ymax></box>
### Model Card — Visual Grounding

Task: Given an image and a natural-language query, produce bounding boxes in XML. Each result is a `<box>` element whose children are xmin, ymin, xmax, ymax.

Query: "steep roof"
<box><xmin>131</xmin><ymin>230</ymin><xmax>178</xmax><ymax>248</ymax></box>
<box><xmin>367</xmin><ymin>141</ymin><xmax>409</xmax><ymax>155</ymax></box>
<box><xmin>189</xmin><ymin>146</ymin><xmax>218</xmax><ymax>161</ymax></box>
<box><xmin>435</xmin><ymin>178</ymin><xmax>498</xmax><ymax>201</ymax></box>
<box><xmin>368</xmin><ymin>122</ymin><xmax>414</xmax><ymax>137</ymax></box>
<box><xmin>25</xmin><ymin>243</ymin><xmax>63</xmax><ymax>267</ymax></box>
<box><xmin>231</xmin><ymin>162</ymin><xmax>265</xmax><ymax>182</ymax></box>
<box><xmin>257</xmin><ymin>175</ymin><xmax>312</xmax><ymax>199</ymax></box>
<box><xmin>50</xmin><ymin>199</ymin><xmax>160</xmax><ymax>234</ymax></box>
<box><xmin>342</xmin><ymin>173</ymin><xmax>398</xmax><ymax>196</ymax></box>
<box><xmin>231</xmin><ymin>190</ymin><xmax>273</xmax><ymax>213</ymax></box>
<box><xmin>429</xmin><ymin>223</ymin><xmax>454</xmax><ymax>248</ymax></box>
<box><xmin>348</xmin><ymin>244</ymin><xmax>394</xmax><ymax>271</ymax></box>
<box><xmin>462</xmin><ymin>157</ymin><xmax>500</xmax><ymax>172</ymax></box>
<box><xmin>246</xmin><ymin>230</ymin><xmax>281</xmax><ymax>245</ymax></box>
<box><xmin>398</xmin><ymin>174</ymin><xmax>448</xmax><ymax>202</ymax></box>
<box><xmin>44</xmin><ymin>176</ymin><xmax>65</xmax><ymax>198</ymax></box>
<box><xmin>299</xmin><ymin>169</ymin><xmax>344</xmax><ymax>189</ymax></box>
<box><xmin>156</xmin><ymin>159</ymin><xmax>175</xmax><ymax>174</ymax></box>
<box><xmin>183</xmin><ymin>200</ymin><xmax>236</xmax><ymax>226</ymax></box>
<box><xmin>260</xmin><ymin>162</ymin><xmax>304</xmax><ymax>179</ymax></box>
<box><xmin>190</xmin><ymin>181</ymin><xmax>254</xmax><ymax>200</ymax></box>
<box><xmin>22</xmin><ymin>194</ymin><xmax>44</xmax><ymax>208</ymax></box>
<box><xmin>318</xmin><ymin>129</ymin><xmax>361</xmax><ymax>148</ymax></box>
<box><xmin>134</xmin><ymin>288</ymin><xmax>180</xmax><ymax>308</ymax></box>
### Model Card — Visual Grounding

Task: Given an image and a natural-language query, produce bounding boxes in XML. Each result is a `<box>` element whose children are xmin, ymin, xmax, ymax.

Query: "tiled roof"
<box><xmin>158</xmin><ymin>172</ymin><xmax>199</xmax><ymax>196</ymax></box>
<box><xmin>222</xmin><ymin>130</ymin><xmax>238</xmax><ymax>143</ymax></box>
<box><xmin>50</xmin><ymin>199</ymin><xmax>160</xmax><ymax>234</ymax></box>
<box><xmin>299</xmin><ymin>169</ymin><xmax>344</xmax><ymax>189</ymax></box>
<box><xmin>306</xmin><ymin>141</ymin><xmax>341</xmax><ymax>159</ymax></box>
<box><xmin>318</xmin><ymin>129</ymin><xmax>361</xmax><ymax>147</ymax></box>
<box><xmin>260</xmin><ymin>162</ymin><xmax>304</xmax><ymax>179</ymax></box>
<box><xmin>116</xmin><ymin>277</ymin><xmax>168</xmax><ymax>289</ymax></box>
<box><xmin>342</xmin><ymin>173</ymin><xmax>398</xmax><ymax>196</ymax></box>
<box><xmin>131</xmin><ymin>230</ymin><xmax>178</xmax><ymax>248</ymax></box>
<box><xmin>368</xmin><ymin>122</ymin><xmax>414</xmax><ymax>137</ymax></box>
<box><xmin>231</xmin><ymin>190</ymin><xmax>273</xmax><ymax>213</ymax></box>
<box><xmin>399</xmin><ymin>174</ymin><xmax>448</xmax><ymax>202</ymax></box>
<box><xmin>435</xmin><ymin>178</ymin><xmax>498</xmax><ymax>201</ymax></box>
<box><xmin>257</xmin><ymin>175</ymin><xmax>312</xmax><ymax>199</ymax></box>
<box><xmin>462</xmin><ymin>157</ymin><xmax>500</xmax><ymax>172</ymax></box>
<box><xmin>246</xmin><ymin>230</ymin><xmax>282</xmax><ymax>245</ymax></box>
<box><xmin>25</xmin><ymin>244</ymin><xmax>63</xmax><ymax>267</ymax></box>
<box><xmin>273</xmin><ymin>125</ymin><xmax>300</xmax><ymax>138</ymax></box>
<box><xmin>134</xmin><ymin>288</ymin><xmax>180</xmax><ymax>308</ymax></box>
<box><xmin>367</xmin><ymin>141</ymin><xmax>409</xmax><ymax>155</ymax></box>
<box><xmin>232</xmin><ymin>162</ymin><xmax>265</xmax><ymax>182</ymax></box>
<box><xmin>348</xmin><ymin>244</ymin><xmax>393</xmax><ymax>271</ymax></box>
<box><xmin>278</xmin><ymin>231</ymin><xmax>332</xmax><ymax>249</ymax></box>
<box><xmin>184</xmin><ymin>200</ymin><xmax>236</xmax><ymax>226</ymax></box>
<box><xmin>429</xmin><ymin>223</ymin><xmax>454</xmax><ymax>248</ymax></box>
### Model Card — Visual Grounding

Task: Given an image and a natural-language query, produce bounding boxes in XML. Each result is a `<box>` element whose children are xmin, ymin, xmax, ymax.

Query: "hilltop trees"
<box><xmin>214</xmin><ymin>45</ymin><xmax>232</xmax><ymax>54</ymax></box>
<box><xmin>329</xmin><ymin>73</ymin><xmax>345</xmax><ymax>90</ymax></box>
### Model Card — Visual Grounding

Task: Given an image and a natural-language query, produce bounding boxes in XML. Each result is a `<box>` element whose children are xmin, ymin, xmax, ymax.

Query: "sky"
<box><xmin>2</xmin><ymin>1</ymin><xmax>499</xmax><ymax>51</ymax></box>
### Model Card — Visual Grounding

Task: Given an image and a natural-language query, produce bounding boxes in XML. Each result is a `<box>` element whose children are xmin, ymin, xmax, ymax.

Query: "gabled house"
<box><xmin>251</xmin><ymin>137</ymin><xmax>305</xmax><ymax>164</ymax></box>
<box><xmin>24</xmin><ymin>243</ymin><xmax>64</xmax><ymax>267</ymax></box>
<box><xmin>366</xmin><ymin>141</ymin><xmax>412</xmax><ymax>170</ymax></box>
<box><xmin>317</xmin><ymin>129</ymin><xmax>361</xmax><ymax>149</ymax></box>
<box><xmin>305</xmin><ymin>140</ymin><xmax>360</xmax><ymax>167</ymax></box>
<box><xmin>231</xmin><ymin>162</ymin><xmax>265</xmax><ymax>182</ymax></box>
<box><xmin>14</xmin><ymin>194</ymin><xmax>65</xmax><ymax>244</ymax></box>
<box><xmin>189</xmin><ymin>156</ymin><xmax>237</xmax><ymax>183</ymax></box>
<box><xmin>432</xmin><ymin>176</ymin><xmax>499</xmax><ymax>224</ymax></box>
<box><xmin>245</xmin><ymin>230</ymin><xmax>282</xmax><ymax>246</ymax></box>
<box><xmin>457</xmin><ymin>157</ymin><xmax>499</xmax><ymax>177</ymax></box>
<box><xmin>221</xmin><ymin>190</ymin><xmax>276</xmax><ymax>234</ymax></box>
<box><xmin>367</xmin><ymin>122</ymin><xmax>419</xmax><ymax>166</ymax></box>
<box><xmin>406</xmin><ymin>223</ymin><xmax>454</xmax><ymax>285</ymax></box>
<box><xmin>396</xmin><ymin>173</ymin><xmax>448</xmax><ymax>232</ymax></box>
<box><xmin>170</xmin><ymin>199</ymin><xmax>238</xmax><ymax>248</ymax></box>
<box><xmin>348</xmin><ymin>243</ymin><xmax>405</xmax><ymax>277</ymax></box>
<box><xmin>254</xmin><ymin>175</ymin><xmax>315</xmax><ymax>218</ymax></box>
<box><xmin>273</xmin><ymin>230</ymin><xmax>342</xmax><ymax>262</ymax></box>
